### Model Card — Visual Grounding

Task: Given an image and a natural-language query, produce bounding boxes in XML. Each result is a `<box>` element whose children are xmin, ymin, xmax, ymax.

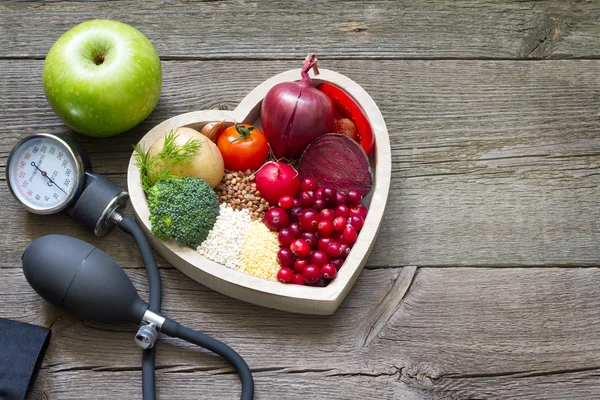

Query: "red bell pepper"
<box><xmin>316</xmin><ymin>82</ymin><xmax>374</xmax><ymax>156</ymax></box>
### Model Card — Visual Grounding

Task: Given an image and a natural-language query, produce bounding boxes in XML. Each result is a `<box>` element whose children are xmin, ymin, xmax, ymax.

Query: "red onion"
<box><xmin>261</xmin><ymin>54</ymin><xmax>335</xmax><ymax>159</ymax></box>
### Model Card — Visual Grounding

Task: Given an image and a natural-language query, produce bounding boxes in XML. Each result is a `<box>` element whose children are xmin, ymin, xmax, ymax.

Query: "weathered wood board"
<box><xmin>2</xmin><ymin>1</ymin><xmax>600</xmax><ymax>60</ymax></box>
<box><xmin>1</xmin><ymin>266</ymin><xmax>599</xmax><ymax>399</ymax></box>
<box><xmin>2</xmin><ymin>1</ymin><xmax>600</xmax><ymax>398</ymax></box>
<box><xmin>1</xmin><ymin>59</ymin><xmax>598</xmax><ymax>268</ymax></box>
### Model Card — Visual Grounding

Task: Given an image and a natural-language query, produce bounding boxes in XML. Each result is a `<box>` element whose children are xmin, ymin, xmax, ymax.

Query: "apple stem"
<box><xmin>93</xmin><ymin>53</ymin><xmax>106</xmax><ymax>65</ymax></box>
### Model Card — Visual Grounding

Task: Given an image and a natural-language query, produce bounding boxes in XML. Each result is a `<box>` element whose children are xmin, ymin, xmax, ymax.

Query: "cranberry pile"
<box><xmin>263</xmin><ymin>177</ymin><xmax>368</xmax><ymax>286</ymax></box>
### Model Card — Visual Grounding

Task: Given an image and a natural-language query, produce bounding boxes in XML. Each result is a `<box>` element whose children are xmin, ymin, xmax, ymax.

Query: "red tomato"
<box><xmin>217</xmin><ymin>124</ymin><xmax>269</xmax><ymax>171</ymax></box>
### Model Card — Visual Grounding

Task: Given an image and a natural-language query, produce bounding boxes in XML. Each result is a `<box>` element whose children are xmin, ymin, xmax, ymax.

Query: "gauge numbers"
<box><xmin>8</xmin><ymin>136</ymin><xmax>78</xmax><ymax>213</ymax></box>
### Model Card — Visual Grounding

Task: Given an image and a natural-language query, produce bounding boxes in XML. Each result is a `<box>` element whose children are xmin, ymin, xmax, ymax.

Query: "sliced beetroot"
<box><xmin>298</xmin><ymin>134</ymin><xmax>372</xmax><ymax>196</ymax></box>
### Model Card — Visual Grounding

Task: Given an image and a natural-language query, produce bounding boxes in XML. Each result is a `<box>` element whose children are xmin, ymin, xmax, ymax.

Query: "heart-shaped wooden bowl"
<box><xmin>127</xmin><ymin>68</ymin><xmax>390</xmax><ymax>315</ymax></box>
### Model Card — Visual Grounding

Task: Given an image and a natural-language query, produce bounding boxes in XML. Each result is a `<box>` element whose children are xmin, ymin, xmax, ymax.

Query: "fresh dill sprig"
<box><xmin>133</xmin><ymin>128</ymin><xmax>203</xmax><ymax>192</ymax></box>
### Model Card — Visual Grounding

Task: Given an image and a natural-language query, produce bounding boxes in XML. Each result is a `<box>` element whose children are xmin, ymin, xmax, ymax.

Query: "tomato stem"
<box><xmin>231</xmin><ymin>123</ymin><xmax>254</xmax><ymax>143</ymax></box>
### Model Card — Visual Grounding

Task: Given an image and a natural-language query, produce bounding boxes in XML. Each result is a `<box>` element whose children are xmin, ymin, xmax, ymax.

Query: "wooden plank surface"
<box><xmin>1</xmin><ymin>59</ymin><xmax>598</xmax><ymax>267</ymax></box>
<box><xmin>2</xmin><ymin>1</ymin><xmax>600</xmax><ymax>399</ymax></box>
<box><xmin>1</xmin><ymin>0</ymin><xmax>600</xmax><ymax>60</ymax></box>
<box><xmin>1</xmin><ymin>266</ymin><xmax>599</xmax><ymax>399</ymax></box>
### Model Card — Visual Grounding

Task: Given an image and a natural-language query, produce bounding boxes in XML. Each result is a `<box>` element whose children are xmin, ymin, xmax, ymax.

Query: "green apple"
<box><xmin>42</xmin><ymin>20</ymin><xmax>162</xmax><ymax>137</ymax></box>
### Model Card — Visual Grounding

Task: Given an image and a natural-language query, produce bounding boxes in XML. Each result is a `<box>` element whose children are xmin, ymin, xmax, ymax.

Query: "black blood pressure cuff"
<box><xmin>0</xmin><ymin>318</ymin><xmax>50</xmax><ymax>400</ymax></box>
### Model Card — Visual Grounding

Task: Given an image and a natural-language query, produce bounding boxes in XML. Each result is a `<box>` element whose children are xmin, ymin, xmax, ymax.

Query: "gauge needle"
<box><xmin>30</xmin><ymin>161</ymin><xmax>67</xmax><ymax>195</ymax></box>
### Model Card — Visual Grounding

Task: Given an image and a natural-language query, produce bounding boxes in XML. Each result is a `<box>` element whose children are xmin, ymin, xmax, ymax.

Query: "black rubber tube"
<box><xmin>161</xmin><ymin>318</ymin><xmax>254</xmax><ymax>400</ymax></box>
<box><xmin>118</xmin><ymin>216</ymin><xmax>162</xmax><ymax>400</ymax></box>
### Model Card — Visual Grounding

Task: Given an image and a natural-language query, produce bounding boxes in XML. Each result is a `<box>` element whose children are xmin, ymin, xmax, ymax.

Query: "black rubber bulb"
<box><xmin>22</xmin><ymin>234</ymin><xmax>148</xmax><ymax>324</ymax></box>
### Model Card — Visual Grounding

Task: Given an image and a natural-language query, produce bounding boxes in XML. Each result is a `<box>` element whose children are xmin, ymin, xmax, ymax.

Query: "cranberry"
<box><xmin>300</xmin><ymin>177</ymin><xmax>318</xmax><ymax>192</ymax></box>
<box><xmin>349</xmin><ymin>205</ymin><xmax>368</xmax><ymax>219</ymax></box>
<box><xmin>293</xmin><ymin>198</ymin><xmax>302</xmax><ymax>208</ymax></box>
<box><xmin>318</xmin><ymin>237</ymin><xmax>333</xmax><ymax>252</ymax></box>
<box><xmin>322</xmin><ymin>187</ymin><xmax>337</xmax><ymax>204</ymax></box>
<box><xmin>278</xmin><ymin>195</ymin><xmax>295</xmax><ymax>210</ymax></box>
<box><xmin>278</xmin><ymin>228</ymin><xmax>296</xmax><ymax>247</ymax></box>
<box><xmin>290</xmin><ymin>239</ymin><xmax>311</xmax><ymax>258</ymax></box>
<box><xmin>348</xmin><ymin>215</ymin><xmax>364</xmax><ymax>232</ymax></box>
<box><xmin>288</xmin><ymin>207</ymin><xmax>303</xmax><ymax>223</ymax></box>
<box><xmin>317</xmin><ymin>219</ymin><xmax>334</xmax><ymax>237</ymax></box>
<box><xmin>288</xmin><ymin>222</ymin><xmax>303</xmax><ymax>238</ymax></box>
<box><xmin>343</xmin><ymin>225</ymin><xmax>357</xmax><ymax>244</ymax></box>
<box><xmin>277</xmin><ymin>267</ymin><xmax>294</xmax><ymax>283</ymax></box>
<box><xmin>321</xmin><ymin>264</ymin><xmax>337</xmax><ymax>280</ymax></box>
<box><xmin>335</xmin><ymin>191</ymin><xmax>347</xmax><ymax>205</ymax></box>
<box><xmin>346</xmin><ymin>190</ymin><xmax>362</xmax><ymax>206</ymax></box>
<box><xmin>335</xmin><ymin>205</ymin><xmax>349</xmax><ymax>218</ymax></box>
<box><xmin>301</xmin><ymin>231</ymin><xmax>319</xmax><ymax>248</ymax></box>
<box><xmin>319</xmin><ymin>209</ymin><xmax>335</xmax><ymax>222</ymax></box>
<box><xmin>299</xmin><ymin>209</ymin><xmax>319</xmax><ymax>232</ymax></box>
<box><xmin>330</xmin><ymin>258</ymin><xmax>344</xmax><ymax>270</ymax></box>
<box><xmin>292</xmin><ymin>273</ymin><xmax>306</xmax><ymax>285</ymax></box>
<box><xmin>302</xmin><ymin>265</ymin><xmax>321</xmax><ymax>284</ymax></box>
<box><xmin>313</xmin><ymin>199</ymin><xmax>326</xmax><ymax>211</ymax></box>
<box><xmin>314</xmin><ymin>187</ymin><xmax>324</xmax><ymax>200</ymax></box>
<box><xmin>293</xmin><ymin>258</ymin><xmax>309</xmax><ymax>274</ymax></box>
<box><xmin>264</xmin><ymin>207</ymin><xmax>289</xmax><ymax>231</ymax></box>
<box><xmin>325</xmin><ymin>241</ymin><xmax>342</xmax><ymax>258</ymax></box>
<box><xmin>310</xmin><ymin>250</ymin><xmax>329</xmax><ymax>267</ymax></box>
<box><xmin>277</xmin><ymin>248</ymin><xmax>295</xmax><ymax>268</ymax></box>
<box><xmin>299</xmin><ymin>191</ymin><xmax>314</xmax><ymax>207</ymax></box>
<box><xmin>333</xmin><ymin>216</ymin><xmax>347</xmax><ymax>232</ymax></box>
<box><xmin>339</xmin><ymin>243</ymin><xmax>351</xmax><ymax>258</ymax></box>
<box><xmin>314</xmin><ymin>278</ymin><xmax>328</xmax><ymax>287</ymax></box>
<box><xmin>332</xmin><ymin>232</ymin><xmax>345</xmax><ymax>244</ymax></box>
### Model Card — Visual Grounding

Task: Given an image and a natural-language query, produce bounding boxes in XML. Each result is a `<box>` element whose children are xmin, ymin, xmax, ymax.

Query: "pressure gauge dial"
<box><xmin>6</xmin><ymin>134</ymin><xmax>86</xmax><ymax>214</ymax></box>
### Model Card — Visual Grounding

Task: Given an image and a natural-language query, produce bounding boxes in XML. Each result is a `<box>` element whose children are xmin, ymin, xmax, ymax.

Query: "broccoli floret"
<box><xmin>147</xmin><ymin>177</ymin><xmax>219</xmax><ymax>248</ymax></box>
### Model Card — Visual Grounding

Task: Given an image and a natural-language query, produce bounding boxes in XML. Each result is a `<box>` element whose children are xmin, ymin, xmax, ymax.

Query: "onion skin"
<box><xmin>261</xmin><ymin>54</ymin><xmax>335</xmax><ymax>159</ymax></box>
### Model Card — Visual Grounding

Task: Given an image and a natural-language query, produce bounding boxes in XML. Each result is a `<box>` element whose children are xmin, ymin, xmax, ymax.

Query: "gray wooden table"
<box><xmin>1</xmin><ymin>1</ymin><xmax>599</xmax><ymax>399</ymax></box>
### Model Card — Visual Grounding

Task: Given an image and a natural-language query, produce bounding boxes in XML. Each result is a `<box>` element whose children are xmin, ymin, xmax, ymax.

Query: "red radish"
<box><xmin>261</xmin><ymin>54</ymin><xmax>335</xmax><ymax>159</ymax></box>
<box><xmin>255</xmin><ymin>161</ymin><xmax>300</xmax><ymax>204</ymax></box>
<box><xmin>298</xmin><ymin>134</ymin><xmax>372</xmax><ymax>197</ymax></box>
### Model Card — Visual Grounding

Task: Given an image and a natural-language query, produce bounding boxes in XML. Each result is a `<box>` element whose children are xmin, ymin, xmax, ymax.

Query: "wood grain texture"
<box><xmin>2</xmin><ymin>0</ymin><xmax>600</xmax><ymax>60</ymax></box>
<box><xmin>1</xmin><ymin>59</ymin><xmax>598</xmax><ymax>267</ymax></box>
<box><xmin>0</xmin><ymin>266</ymin><xmax>597</xmax><ymax>399</ymax></box>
